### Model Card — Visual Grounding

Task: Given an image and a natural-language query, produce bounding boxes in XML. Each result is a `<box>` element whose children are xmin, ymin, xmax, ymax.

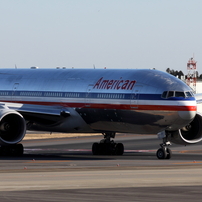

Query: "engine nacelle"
<box><xmin>0</xmin><ymin>109</ymin><xmax>26</xmax><ymax>145</ymax></box>
<box><xmin>167</xmin><ymin>113</ymin><xmax>202</xmax><ymax>145</ymax></box>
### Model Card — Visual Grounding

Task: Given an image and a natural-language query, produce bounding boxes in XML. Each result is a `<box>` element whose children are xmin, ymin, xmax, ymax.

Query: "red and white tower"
<box><xmin>186</xmin><ymin>57</ymin><xmax>197</xmax><ymax>93</ymax></box>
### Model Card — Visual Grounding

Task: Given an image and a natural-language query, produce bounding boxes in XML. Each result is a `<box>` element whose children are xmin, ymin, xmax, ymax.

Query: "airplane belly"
<box><xmin>76</xmin><ymin>108</ymin><xmax>178</xmax><ymax>134</ymax></box>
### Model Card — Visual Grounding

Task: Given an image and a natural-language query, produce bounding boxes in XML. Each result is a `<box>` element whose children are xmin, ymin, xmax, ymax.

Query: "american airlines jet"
<box><xmin>0</xmin><ymin>68</ymin><xmax>201</xmax><ymax>159</ymax></box>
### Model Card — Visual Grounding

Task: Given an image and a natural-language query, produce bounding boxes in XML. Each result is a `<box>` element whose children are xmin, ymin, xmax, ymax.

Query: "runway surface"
<box><xmin>0</xmin><ymin>134</ymin><xmax>202</xmax><ymax>201</ymax></box>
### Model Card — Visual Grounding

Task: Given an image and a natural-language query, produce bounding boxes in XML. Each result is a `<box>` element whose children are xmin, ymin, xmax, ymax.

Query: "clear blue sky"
<box><xmin>0</xmin><ymin>0</ymin><xmax>201</xmax><ymax>74</ymax></box>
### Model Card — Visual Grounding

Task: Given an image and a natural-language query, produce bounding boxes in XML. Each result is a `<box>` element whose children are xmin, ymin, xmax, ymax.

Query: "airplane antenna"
<box><xmin>93</xmin><ymin>64</ymin><xmax>95</xmax><ymax>69</ymax></box>
<box><xmin>186</xmin><ymin>56</ymin><xmax>197</xmax><ymax>93</ymax></box>
<box><xmin>15</xmin><ymin>64</ymin><xmax>17</xmax><ymax>69</ymax></box>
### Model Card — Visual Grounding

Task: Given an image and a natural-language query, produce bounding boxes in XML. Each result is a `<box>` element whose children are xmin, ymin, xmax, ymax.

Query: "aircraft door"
<box><xmin>85</xmin><ymin>84</ymin><xmax>94</xmax><ymax>108</ymax></box>
<box><xmin>12</xmin><ymin>83</ymin><xmax>19</xmax><ymax>100</ymax></box>
<box><xmin>130</xmin><ymin>85</ymin><xmax>142</xmax><ymax>109</ymax></box>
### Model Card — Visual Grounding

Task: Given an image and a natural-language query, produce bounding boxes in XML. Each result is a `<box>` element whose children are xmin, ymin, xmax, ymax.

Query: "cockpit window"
<box><xmin>167</xmin><ymin>91</ymin><xmax>174</xmax><ymax>98</ymax></box>
<box><xmin>161</xmin><ymin>91</ymin><xmax>167</xmax><ymax>98</ymax></box>
<box><xmin>175</xmin><ymin>91</ymin><xmax>185</xmax><ymax>98</ymax></box>
<box><xmin>185</xmin><ymin>91</ymin><xmax>193</xmax><ymax>97</ymax></box>
<box><xmin>161</xmin><ymin>91</ymin><xmax>193</xmax><ymax>99</ymax></box>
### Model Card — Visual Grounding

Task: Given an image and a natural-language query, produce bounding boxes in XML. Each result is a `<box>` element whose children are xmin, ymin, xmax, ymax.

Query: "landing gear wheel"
<box><xmin>0</xmin><ymin>144</ymin><xmax>24</xmax><ymax>156</ymax></box>
<box><xmin>92</xmin><ymin>143</ymin><xmax>100</xmax><ymax>155</ymax></box>
<box><xmin>156</xmin><ymin>148</ymin><xmax>167</xmax><ymax>159</ymax></box>
<box><xmin>99</xmin><ymin>143</ymin><xmax>112</xmax><ymax>155</ymax></box>
<box><xmin>14</xmin><ymin>144</ymin><xmax>24</xmax><ymax>156</ymax></box>
<box><xmin>166</xmin><ymin>148</ymin><xmax>172</xmax><ymax>159</ymax></box>
<box><xmin>92</xmin><ymin>132</ymin><xmax>124</xmax><ymax>156</ymax></box>
<box><xmin>115</xmin><ymin>143</ymin><xmax>124</xmax><ymax>155</ymax></box>
<box><xmin>157</xmin><ymin>134</ymin><xmax>172</xmax><ymax>159</ymax></box>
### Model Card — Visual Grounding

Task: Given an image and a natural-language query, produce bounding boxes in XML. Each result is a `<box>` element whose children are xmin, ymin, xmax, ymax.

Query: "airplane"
<box><xmin>0</xmin><ymin>68</ymin><xmax>201</xmax><ymax>159</ymax></box>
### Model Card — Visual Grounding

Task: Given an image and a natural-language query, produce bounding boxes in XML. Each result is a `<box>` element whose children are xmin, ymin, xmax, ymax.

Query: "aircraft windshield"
<box><xmin>161</xmin><ymin>91</ymin><xmax>194</xmax><ymax>99</ymax></box>
<box><xmin>185</xmin><ymin>91</ymin><xmax>193</xmax><ymax>97</ymax></box>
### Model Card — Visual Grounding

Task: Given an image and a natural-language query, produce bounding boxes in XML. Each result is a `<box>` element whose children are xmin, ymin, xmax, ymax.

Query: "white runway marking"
<box><xmin>25</xmin><ymin>148</ymin><xmax>155</xmax><ymax>153</ymax></box>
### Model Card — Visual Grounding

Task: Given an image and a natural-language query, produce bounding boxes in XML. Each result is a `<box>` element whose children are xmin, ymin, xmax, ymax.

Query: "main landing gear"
<box><xmin>92</xmin><ymin>132</ymin><xmax>124</xmax><ymax>155</ymax></box>
<box><xmin>0</xmin><ymin>144</ymin><xmax>24</xmax><ymax>156</ymax></box>
<box><xmin>156</xmin><ymin>137</ymin><xmax>172</xmax><ymax>159</ymax></box>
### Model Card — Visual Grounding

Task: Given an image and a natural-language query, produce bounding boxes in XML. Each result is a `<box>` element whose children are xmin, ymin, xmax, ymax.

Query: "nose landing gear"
<box><xmin>156</xmin><ymin>138</ymin><xmax>172</xmax><ymax>159</ymax></box>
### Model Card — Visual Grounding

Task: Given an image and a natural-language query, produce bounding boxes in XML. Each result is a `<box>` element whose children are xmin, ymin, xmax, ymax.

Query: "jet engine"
<box><xmin>0</xmin><ymin>109</ymin><xmax>26</xmax><ymax>145</ymax></box>
<box><xmin>167</xmin><ymin>113</ymin><xmax>202</xmax><ymax>145</ymax></box>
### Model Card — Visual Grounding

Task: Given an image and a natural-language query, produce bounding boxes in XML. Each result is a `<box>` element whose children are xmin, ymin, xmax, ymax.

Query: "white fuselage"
<box><xmin>0</xmin><ymin>68</ymin><xmax>196</xmax><ymax>134</ymax></box>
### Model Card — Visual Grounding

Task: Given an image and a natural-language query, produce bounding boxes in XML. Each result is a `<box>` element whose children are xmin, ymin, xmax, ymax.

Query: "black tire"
<box><xmin>92</xmin><ymin>143</ymin><xmax>100</xmax><ymax>155</ymax></box>
<box><xmin>100</xmin><ymin>143</ymin><xmax>111</xmax><ymax>155</ymax></box>
<box><xmin>14</xmin><ymin>144</ymin><xmax>24</xmax><ymax>156</ymax></box>
<box><xmin>166</xmin><ymin>148</ymin><xmax>172</xmax><ymax>159</ymax></box>
<box><xmin>0</xmin><ymin>146</ymin><xmax>8</xmax><ymax>156</ymax></box>
<box><xmin>156</xmin><ymin>148</ymin><xmax>167</xmax><ymax>159</ymax></box>
<box><xmin>115</xmin><ymin>143</ymin><xmax>124</xmax><ymax>155</ymax></box>
<box><xmin>0</xmin><ymin>144</ymin><xmax>24</xmax><ymax>156</ymax></box>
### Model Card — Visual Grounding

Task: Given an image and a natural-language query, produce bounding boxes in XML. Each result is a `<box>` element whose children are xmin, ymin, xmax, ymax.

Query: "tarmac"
<box><xmin>0</xmin><ymin>134</ymin><xmax>201</xmax><ymax>202</ymax></box>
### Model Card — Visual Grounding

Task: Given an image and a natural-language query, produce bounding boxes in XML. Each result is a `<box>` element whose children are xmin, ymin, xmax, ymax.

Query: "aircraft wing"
<box><xmin>0</xmin><ymin>102</ymin><xmax>70</xmax><ymax>118</ymax></box>
<box><xmin>195</xmin><ymin>93</ymin><xmax>202</xmax><ymax>104</ymax></box>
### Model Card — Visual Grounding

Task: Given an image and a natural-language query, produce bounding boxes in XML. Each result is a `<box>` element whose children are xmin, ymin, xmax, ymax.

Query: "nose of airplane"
<box><xmin>178</xmin><ymin>110</ymin><xmax>196</xmax><ymax>120</ymax></box>
<box><xmin>178</xmin><ymin>106</ymin><xmax>197</xmax><ymax>121</ymax></box>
